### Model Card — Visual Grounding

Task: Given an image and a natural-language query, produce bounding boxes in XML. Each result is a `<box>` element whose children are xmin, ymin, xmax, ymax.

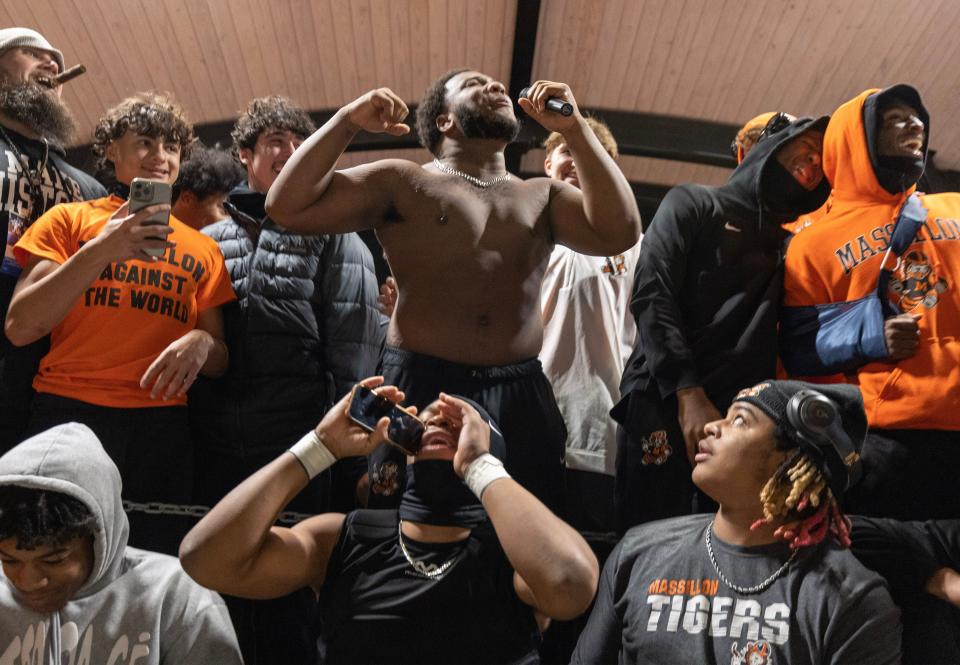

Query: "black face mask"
<box><xmin>875</xmin><ymin>154</ymin><xmax>925</xmax><ymax>195</ymax></box>
<box><xmin>399</xmin><ymin>460</ymin><xmax>486</xmax><ymax>528</ymax></box>
<box><xmin>762</xmin><ymin>161</ymin><xmax>828</xmax><ymax>218</ymax></box>
<box><xmin>862</xmin><ymin>85</ymin><xmax>929</xmax><ymax>196</ymax></box>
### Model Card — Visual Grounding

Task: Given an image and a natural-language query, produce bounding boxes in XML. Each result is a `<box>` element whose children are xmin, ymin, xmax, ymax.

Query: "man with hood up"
<box><xmin>0</xmin><ymin>422</ymin><xmax>241</xmax><ymax>664</ymax></box>
<box><xmin>732</xmin><ymin>112</ymin><xmax>827</xmax><ymax>235</ymax></box>
<box><xmin>782</xmin><ymin>84</ymin><xmax>960</xmax><ymax>520</ymax></box>
<box><xmin>613</xmin><ymin>116</ymin><xmax>831</xmax><ymax>533</ymax></box>
<box><xmin>180</xmin><ymin>377</ymin><xmax>599</xmax><ymax>664</ymax></box>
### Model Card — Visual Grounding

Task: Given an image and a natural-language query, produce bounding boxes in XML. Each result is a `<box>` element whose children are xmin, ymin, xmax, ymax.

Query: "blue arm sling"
<box><xmin>780</xmin><ymin>194</ymin><xmax>927</xmax><ymax>376</ymax></box>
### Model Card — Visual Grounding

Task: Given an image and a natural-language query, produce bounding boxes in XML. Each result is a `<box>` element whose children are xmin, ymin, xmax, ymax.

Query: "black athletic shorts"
<box><xmin>367</xmin><ymin>346</ymin><xmax>567</xmax><ymax>514</ymax></box>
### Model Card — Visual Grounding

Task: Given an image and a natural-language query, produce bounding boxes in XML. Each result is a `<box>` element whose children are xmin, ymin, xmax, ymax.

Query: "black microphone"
<box><xmin>518</xmin><ymin>87</ymin><xmax>573</xmax><ymax>116</ymax></box>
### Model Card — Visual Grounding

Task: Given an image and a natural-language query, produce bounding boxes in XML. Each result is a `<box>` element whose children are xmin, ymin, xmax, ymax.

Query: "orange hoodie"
<box><xmin>783</xmin><ymin>88</ymin><xmax>960</xmax><ymax>430</ymax></box>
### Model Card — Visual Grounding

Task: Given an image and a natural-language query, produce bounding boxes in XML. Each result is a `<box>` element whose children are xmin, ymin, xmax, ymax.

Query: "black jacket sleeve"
<box><xmin>318</xmin><ymin>232</ymin><xmax>385</xmax><ymax>400</ymax></box>
<box><xmin>630</xmin><ymin>186</ymin><xmax>704</xmax><ymax>399</ymax></box>
<box><xmin>850</xmin><ymin>516</ymin><xmax>945</xmax><ymax>595</ymax></box>
<box><xmin>916</xmin><ymin>519</ymin><xmax>960</xmax><ymax>572</ymax></box>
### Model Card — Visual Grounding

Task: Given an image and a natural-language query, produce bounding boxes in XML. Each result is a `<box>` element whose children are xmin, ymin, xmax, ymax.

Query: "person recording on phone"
<box><xmin>180</xmin><ymin>376</ymin><xmax>599</xmax><ymax>664</ymax></box>
<box><xmin>3</xmin><ymin>92</ymin><xmax>235</xmax><ymax>554</ymax></box>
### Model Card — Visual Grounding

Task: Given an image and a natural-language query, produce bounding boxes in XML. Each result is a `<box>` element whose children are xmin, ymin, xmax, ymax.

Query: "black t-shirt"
<box><xmin>572</xmin><ymin>514</ymin><xmax>902</xmax><ymax>665</ymax></box>
<box><xmin>318</xmin><ymin>509</ymin><xmax>539</xmax><ymax>664</ymax></box>
<box><xmin>0</xmin><ymin>127</ymin><xmax>105</xmax><ymax>446</ymax></box>
<box><xmin>1</xmin><ymin>126</ymin><xmax>105</xmax><ymax>281</ymax></box>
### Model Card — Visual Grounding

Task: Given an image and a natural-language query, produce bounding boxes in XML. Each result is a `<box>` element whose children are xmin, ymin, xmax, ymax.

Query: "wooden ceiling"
<box><xmin>3</xmin><ymin>0</ymin><xmax>959</xmax><ymax>189</ymax></box>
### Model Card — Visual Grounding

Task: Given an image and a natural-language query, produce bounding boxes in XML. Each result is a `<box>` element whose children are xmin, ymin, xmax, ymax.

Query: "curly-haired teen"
<box><xmin>231</xmin><ymin>95</ymin><xmax>314</xmax><ymax>154</ymax></box>
<box><xmin>4</xmin><ymin>93</ymin><xmax>235</xmax><ymax>555</ymax></box>
<box><xmin>92</xmin><ymin>92</ymin><xmax>195</xmax><ymax>179</ymax></box>
<box><xmin>574</xmin><ymin>380</ymin><xmax>902</xmax><ymax>664</ymax></box>
<box><xmin>0</xmin><ymin>423</ymin><xmax>241</xmax><ymax>663</ymax></box>
<box><xmin>191</xmin><ymin>95</ymin><xmax>382</xmax><ymax>665</ymax></box>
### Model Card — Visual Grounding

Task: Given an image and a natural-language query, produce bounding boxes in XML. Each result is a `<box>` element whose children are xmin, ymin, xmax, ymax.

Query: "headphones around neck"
<box><xmin>784</xmin><ymin>389</ymin><xmax>863</xmax><ymax>494</ymax></box>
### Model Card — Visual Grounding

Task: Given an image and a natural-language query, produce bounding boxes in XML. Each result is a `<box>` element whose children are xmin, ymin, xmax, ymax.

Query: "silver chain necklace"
<box><xmin>397</xmin><ymin>520</ymin><xmax>464</xmax><ymax>579</ymax></box>
<box><xmin>433</xmin><ymin>159</ymin><xmax>510</xmax><ymax>188</ymax></box>
<box><xmin>705</xmin><ymin>521</ymin><xmax>798</xmax><ymax>595</ymax></box>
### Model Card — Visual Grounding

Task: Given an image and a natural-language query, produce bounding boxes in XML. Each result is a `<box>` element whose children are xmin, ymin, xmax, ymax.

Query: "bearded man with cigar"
<box><xmin>267</xmin><ymin>71</ymin><xmax>642</xmax><ymax>515</ymax></box>
<box><xmin>0</xmin><ymin>28</ymin><xmax>105</xmax><ymax>452</ymax></box>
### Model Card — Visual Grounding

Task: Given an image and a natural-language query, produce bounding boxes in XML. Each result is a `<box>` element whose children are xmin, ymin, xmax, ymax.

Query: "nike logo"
<box><xmin>724</xmin><ymin>222</ymin><xmax>742</xmax><ymax>232</ymax></box>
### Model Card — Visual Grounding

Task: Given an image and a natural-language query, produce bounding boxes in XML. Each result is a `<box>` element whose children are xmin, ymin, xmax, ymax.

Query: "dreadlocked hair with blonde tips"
<box><xmin>751</xmin><ymin>449</ymin><xmax>852</xmax><ymax>550</ymax></box>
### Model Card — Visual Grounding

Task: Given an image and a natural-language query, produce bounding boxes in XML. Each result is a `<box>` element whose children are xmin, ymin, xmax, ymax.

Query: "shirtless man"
<box><xmin>266</xmin><ymin>70</ymin><xmax>641</xmax><ymax>512</ymax></box>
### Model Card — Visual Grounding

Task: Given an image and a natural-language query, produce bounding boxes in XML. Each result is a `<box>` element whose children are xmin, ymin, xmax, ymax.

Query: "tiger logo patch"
<box><xmin>641</xmin><ymin>430</ymin><xmax>672</xmax><ymax>465</ymax></box>
<box><xmin>889</xmin><ymin>250</ymin><xmax>948</xmax><ymax>311</ymax></box>
<box><xmin>731</xmin><ymin>639</ymin><xmax>772</xmax><ymax>665</ymax></box>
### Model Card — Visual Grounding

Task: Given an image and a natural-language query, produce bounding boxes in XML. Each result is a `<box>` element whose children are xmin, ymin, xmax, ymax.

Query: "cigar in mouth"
<box><xmin>38</xmin><ymin>64</ymin><xmax>87</xmax><ymax>88</ymax></box>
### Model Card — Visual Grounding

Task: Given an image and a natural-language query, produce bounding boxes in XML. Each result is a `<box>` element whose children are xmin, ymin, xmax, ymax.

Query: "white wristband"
<box><xmin>288</xmin><ymin>430</ymin><xmax>337</xmax><ymax>480</ymax></box>
<box><xmin>464</xmin><ymin>453</ymin><xmax>510</xmax><ymax>499</ymax></box>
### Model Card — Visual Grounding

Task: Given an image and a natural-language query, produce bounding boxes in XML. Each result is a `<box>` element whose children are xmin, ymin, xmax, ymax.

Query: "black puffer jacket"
<box><xmin>190</xmin><ymin>184</ymin><xmax>384</xmax><ymax>456</ymax></box>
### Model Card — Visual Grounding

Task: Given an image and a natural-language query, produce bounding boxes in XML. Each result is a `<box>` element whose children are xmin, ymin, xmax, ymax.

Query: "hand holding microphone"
<box><xmin>518</xmin><ymin>86</ymin><xmax>573</xmax><ymax>116</ymax></box>
<box><xmin>518</xmin><ymin>80</ymin><xmax>580</xmax><ymax>131</ymax></box>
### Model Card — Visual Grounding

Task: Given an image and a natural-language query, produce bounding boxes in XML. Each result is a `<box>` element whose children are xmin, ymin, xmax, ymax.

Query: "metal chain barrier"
<box><xmin>122</xmin><ymin>500</ymin><xmax>316</xmax><ymax>526</ymax></box>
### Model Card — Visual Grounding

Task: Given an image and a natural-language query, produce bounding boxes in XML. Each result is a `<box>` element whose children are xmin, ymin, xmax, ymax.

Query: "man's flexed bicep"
<box><xmin>268</xmin><ymin>159</ymin><xmax>406</xmax><ymax>235</ymax></box>
<box><xmin>267</xmin><ymin>87</ymin><xmax>411</xmax><ymax>234</ymax></box>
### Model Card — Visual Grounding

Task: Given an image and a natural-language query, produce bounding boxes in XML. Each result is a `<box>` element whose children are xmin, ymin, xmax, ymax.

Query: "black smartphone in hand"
<box><xmin>348</xmin><ymin>385</ymin><xmax>424</xmax><ymax>455</ymax></box>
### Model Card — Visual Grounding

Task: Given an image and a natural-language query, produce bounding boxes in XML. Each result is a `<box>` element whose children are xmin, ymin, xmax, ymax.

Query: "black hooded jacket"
<box><xmin>189</xmin><ymin>183</ymin><xmax>385</xmax><ymax>456</ymax></box>
<box><xmin>615</xmin><ymin>117</ymin><xmax>831</xmax><ymax>418</ymax></box>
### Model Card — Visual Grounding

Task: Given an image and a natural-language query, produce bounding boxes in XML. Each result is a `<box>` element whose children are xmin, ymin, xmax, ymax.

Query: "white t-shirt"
<box><xmin>539</xmin><ymin>239</ymin><xmax>641</xmax><ymax>475</ymax></box>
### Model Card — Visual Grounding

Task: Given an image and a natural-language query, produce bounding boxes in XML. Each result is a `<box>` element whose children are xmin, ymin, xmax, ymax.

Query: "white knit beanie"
<box><xmin>0</xmin><ymin>28</ymin><xmax>65</xmax><ymax>74</ymax></box>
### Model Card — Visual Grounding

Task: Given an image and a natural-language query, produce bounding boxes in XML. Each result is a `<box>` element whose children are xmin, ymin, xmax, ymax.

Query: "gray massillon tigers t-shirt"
<box><xmin>572</xmin><ymin>514</ymin><xmax>902</xmax><ymax>665</ymax></box>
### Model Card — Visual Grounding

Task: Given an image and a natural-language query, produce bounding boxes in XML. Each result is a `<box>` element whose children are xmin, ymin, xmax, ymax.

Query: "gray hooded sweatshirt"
<box><xmin>0</xmin><ymin>423</ymin><xmax>242</xmax><ymax>665</ymax></box>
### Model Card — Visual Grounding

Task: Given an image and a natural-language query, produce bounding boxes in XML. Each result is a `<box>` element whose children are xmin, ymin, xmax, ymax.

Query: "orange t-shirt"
<box><xmin>14</xmin><ymin>195</ymin><xmax>235</xmax><ymax>408</ymax></box>
<box><xmin>783</xmin><ymin>89</ymin><xmax>960</xmax><ymax>430</ymax></box>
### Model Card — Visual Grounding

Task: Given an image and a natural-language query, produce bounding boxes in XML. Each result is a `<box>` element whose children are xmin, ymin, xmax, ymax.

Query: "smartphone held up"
<box><xmin>128</xmin><ymin>178</ymin><xmax>171</xmax><ymax>258</ymax></box>
<box><xmin>348</xmin><ymin>385</ymin><xmax>425</xmax><ymax>455</ymax></box>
